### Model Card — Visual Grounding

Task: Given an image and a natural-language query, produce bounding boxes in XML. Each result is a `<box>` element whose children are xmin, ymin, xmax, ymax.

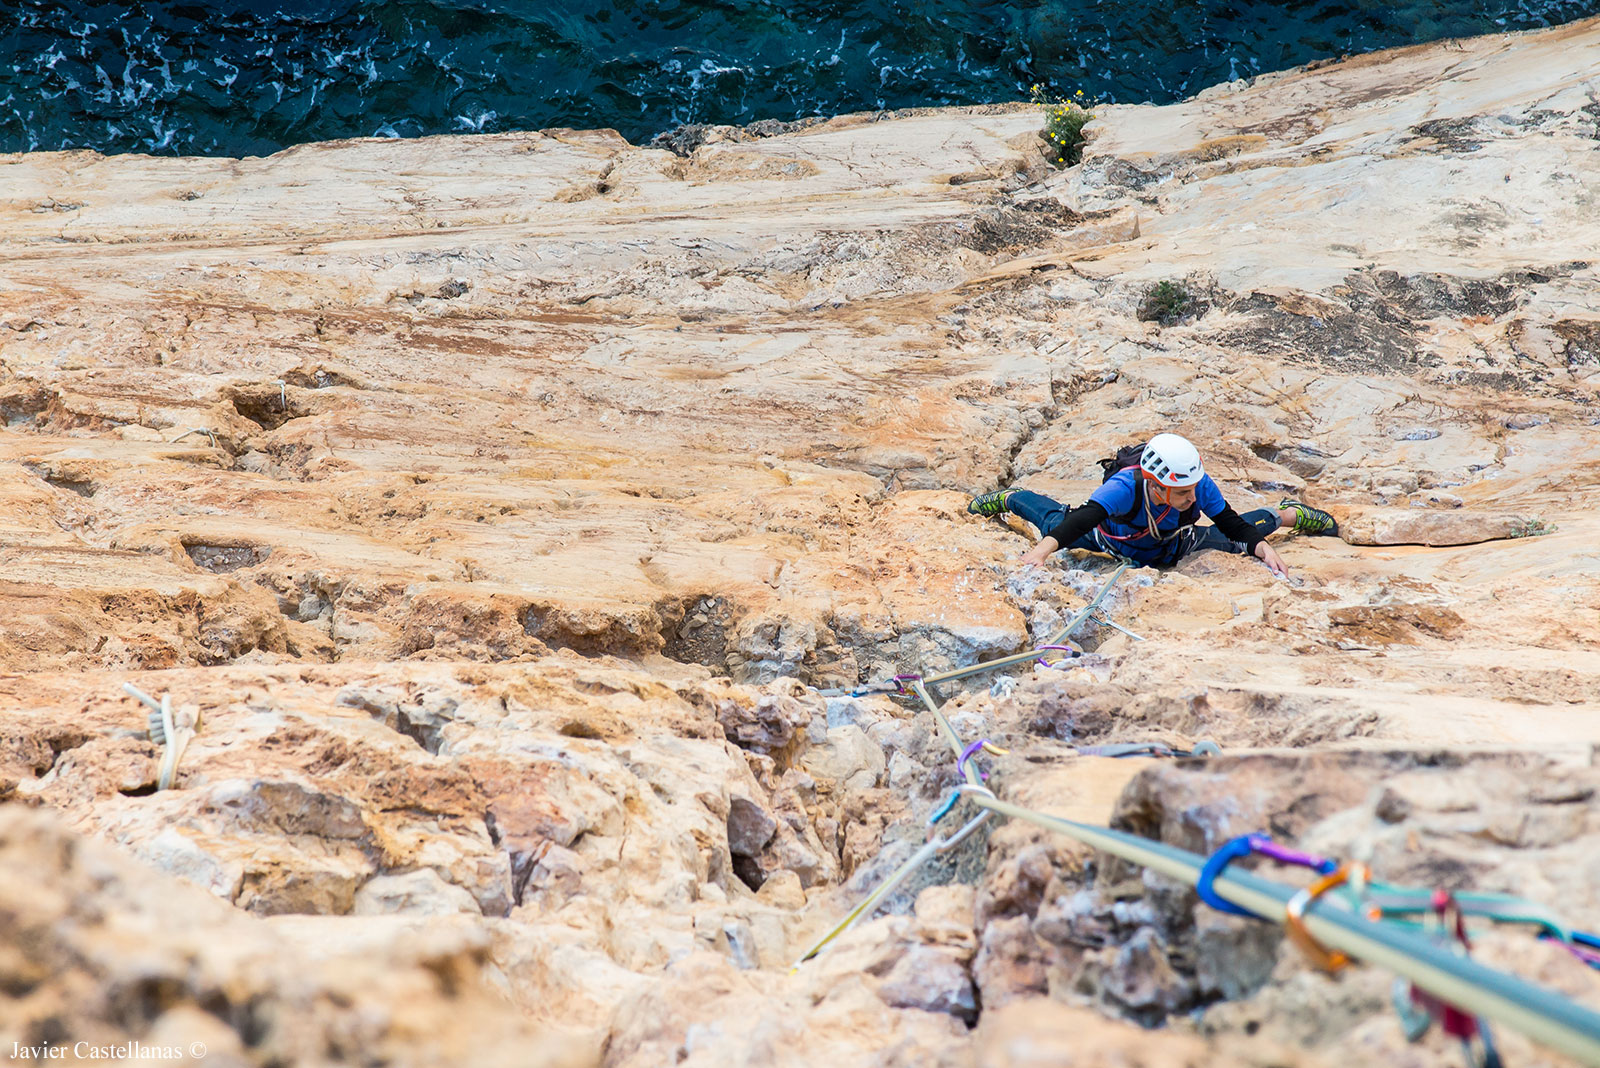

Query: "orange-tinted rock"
<box><xmin>1341</xmin><ymin>509</ymin><xmax>1533</xmax><ymax>546</ymax></box>
<box><xmin>0</xmin><ymin>16</ymin><xmax>1599</xmax><ymax>1067</ymax></box>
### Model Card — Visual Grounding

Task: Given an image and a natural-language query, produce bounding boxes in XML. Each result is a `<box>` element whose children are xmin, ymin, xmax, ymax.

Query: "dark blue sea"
<box><xmin>3</xmin><ymin>0</ymin><xmax>1597</xmax><ymax>157</ymax></box>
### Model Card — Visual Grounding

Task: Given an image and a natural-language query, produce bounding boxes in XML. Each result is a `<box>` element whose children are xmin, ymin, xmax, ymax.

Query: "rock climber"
<box><xmin>966</xmin><ymin>433</ymin><xmax>1339</xmax><ymax>577</ymax></box>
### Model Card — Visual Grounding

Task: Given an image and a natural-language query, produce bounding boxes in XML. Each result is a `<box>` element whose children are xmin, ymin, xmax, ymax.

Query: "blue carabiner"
<box><xmin>928</xmin><ymin>790</ymin><xmax>960</xmax><ymax>827</ymax></box>
<box><xmin>1197</xmin><ymin>834</ymin><xmax>1264</xmax><ymax>918</ymax></box>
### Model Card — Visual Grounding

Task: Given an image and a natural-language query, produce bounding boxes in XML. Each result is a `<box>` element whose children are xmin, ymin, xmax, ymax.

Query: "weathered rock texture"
<box><xmin>2</xmin><ymin>15</ymin><xmax>1599</xmax><ymax>1068</ymax></box>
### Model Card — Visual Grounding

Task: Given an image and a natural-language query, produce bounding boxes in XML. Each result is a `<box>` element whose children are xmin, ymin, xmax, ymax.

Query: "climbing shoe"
<box><xmin>1280</xmin><ymin>499</ymin><xmax>1339</xmax><ymax>537</ymax></box>
<box><xmin>967</xmin><ymin>489</ymin><xmax>1013</xmax><ymax>518</ymax></box>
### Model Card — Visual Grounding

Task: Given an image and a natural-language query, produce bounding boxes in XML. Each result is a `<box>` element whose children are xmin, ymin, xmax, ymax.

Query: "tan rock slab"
<box><xmin>1341</xmin><ymin>508</ymin><xmax>1535</xmax><ymax>545</ymax></box>
<box><xmin>1</xmin><ymin>16</ymin><xmax>1599</xmax><ymax>1068</ymax></box>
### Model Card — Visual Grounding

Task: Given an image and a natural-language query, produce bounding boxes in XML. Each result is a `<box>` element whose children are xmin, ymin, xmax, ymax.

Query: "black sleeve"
<box><xmin>1210</xmin><ymin>505</ymin><xmax>1267</xmax><ymax>552</ymax></box>
<box><xmin>1044</xmin><ymin>501</ymin><xmax>1109</xmax><ymax>548</ymax></box>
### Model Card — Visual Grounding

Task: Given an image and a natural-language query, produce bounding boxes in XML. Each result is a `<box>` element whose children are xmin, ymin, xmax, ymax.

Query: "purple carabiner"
<box><xmin>958</xmin><ymin>738</ymin><xmax>990</xmax><ymax>782</ymax></box>
<box><xmin>1250</xmin><ymin>835</ymin><xmax>1339</xmax><ymax>875</ymax></box>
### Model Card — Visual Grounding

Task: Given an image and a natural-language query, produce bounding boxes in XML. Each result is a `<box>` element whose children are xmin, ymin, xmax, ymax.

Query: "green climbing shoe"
<box><xmin>1280</xmin><ymin>499</ymin><xmax>1339</xmax><ymax>537</ymax></box>
<box><xmin>967</xmin><ymin>489</ymin><xmax>1014</xmax><ymax>518</ymax></box>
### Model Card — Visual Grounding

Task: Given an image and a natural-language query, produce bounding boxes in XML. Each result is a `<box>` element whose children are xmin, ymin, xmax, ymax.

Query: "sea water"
<box><xmin>3</xmin><ymin>0</ymin><xmax>1597</xmax><ymax>156</ymax></box>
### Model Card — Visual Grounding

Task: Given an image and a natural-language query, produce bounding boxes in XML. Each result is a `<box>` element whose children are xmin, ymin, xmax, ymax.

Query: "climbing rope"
<box><xmin>965</xmin><ymin>790</ymin><xmax>1600</xmax><ymax>1062</ymax></box>
<box><xmin>796</xmin><ymin>563</ymin><xmax>1166</xmax><ymax>963</ymax></box>
<box><xmin>916</xmin><ymin>561</ymin><xmax>1134</xmax><ymax>691</ymax></box>
<box><xmin>819</xmin><ymin>561</ymin><xmax>1134</xmax><ymax>698</ymax></box>
<box><xmin>791</xmin><ymin>586</ymin><xmax>1600</xmax><ymax>1064</ymax></box>
<box><xmin>789</xmin><ymin>787</ymin><xmax>995</xmax><ymax>969</ymax></box>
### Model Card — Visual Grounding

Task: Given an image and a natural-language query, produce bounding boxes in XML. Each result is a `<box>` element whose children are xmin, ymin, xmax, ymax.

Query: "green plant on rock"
<box><xmin>1137</xmin><ymin>280</ymin><xmax>1195</xmax><ymax>325</ymax></box>
<box><xmin>1509</xmin><ymin>517</ymin><xmax>1557</xmax><ymax>538</ymax></box>
<box><xmin>1031</xmin><ymin>84</ymin><xmax>1094</xmax><ymax>167</ymax></box>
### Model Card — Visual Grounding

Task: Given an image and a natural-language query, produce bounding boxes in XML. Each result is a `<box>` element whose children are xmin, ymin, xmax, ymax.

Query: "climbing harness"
<box><xmin>1093</xmin><ymin>475</ymin><xmax>1202</xmax><ymax>566</ymax></box>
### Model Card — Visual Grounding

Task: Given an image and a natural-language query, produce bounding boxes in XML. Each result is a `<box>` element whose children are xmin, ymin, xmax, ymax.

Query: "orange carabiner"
<box><xmin>1285</xmin><ymin>862</ymin><xmax>1368</xmax><ymax>973</ymax></box>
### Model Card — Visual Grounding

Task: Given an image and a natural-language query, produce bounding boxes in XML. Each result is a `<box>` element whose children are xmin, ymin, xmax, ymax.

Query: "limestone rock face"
<box><xmin>1340</xmin><ymin>508</ymin><xmax>1535</xmax><ymax>545</ymax></box>
<box><xmin>2</xmin><ymin>14</ymin><xmax>1600</xmax><ymax>1068</ymax></box>
<box><xmin>0</xmin><ymin>806</ymin><xmax>580</xmax><ymax>1067</ymax></box>
<box><xmin>354</xmin><ymin>868</ymin><xmax>484</xmax><ymax>916</ymax></box>
<box><xmin>802</xmin><ymin>724</ymin><xmax>886</xmax><ymax>791</ymax></box>
<box><xmin>975</xmin><ymin>999</ymin><xmax>1203</xmax><ymax>1068</ymax></box>
<box><xmin>876</xmin><ymin>944</ymin><xmax>980</xmax><ymax>1022</ymax></box>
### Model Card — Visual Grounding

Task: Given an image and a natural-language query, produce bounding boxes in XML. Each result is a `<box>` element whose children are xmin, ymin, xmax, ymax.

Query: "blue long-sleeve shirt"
<box><xmin>1045</xmin><ymin>468</ymin><xmax>1264</xmax><ymax>565</ymax></box>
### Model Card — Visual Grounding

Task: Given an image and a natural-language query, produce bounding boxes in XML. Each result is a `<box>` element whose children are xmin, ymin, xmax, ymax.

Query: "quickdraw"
<box><xmin>1390</xmin><ymin>891</ymin><xmax>1504</xmax><ymax>1068</ymax></box>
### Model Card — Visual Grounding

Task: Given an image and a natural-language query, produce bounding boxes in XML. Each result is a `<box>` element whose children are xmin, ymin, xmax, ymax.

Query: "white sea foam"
<box><xmin>454</xmin><ymin>109</ymin><xmax>498</xmax><ymax>132</ymax></box>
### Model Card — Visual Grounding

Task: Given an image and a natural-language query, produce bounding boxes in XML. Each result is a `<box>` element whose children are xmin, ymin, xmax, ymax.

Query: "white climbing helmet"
<box><xmin>1140</xmin><ymin>433</ymin><xmax>1205</xmax><ymax>487</ymax></box>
